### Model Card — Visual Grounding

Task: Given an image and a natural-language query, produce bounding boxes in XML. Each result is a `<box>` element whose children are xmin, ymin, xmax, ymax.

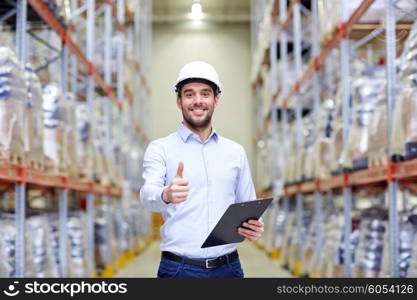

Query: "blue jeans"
<box><xmin>157</xmin><ymin>255</ymin><xmax>244</xmax><ymax>278</ymax></box>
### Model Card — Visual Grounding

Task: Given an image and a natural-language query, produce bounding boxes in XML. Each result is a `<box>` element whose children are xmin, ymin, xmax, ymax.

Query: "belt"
<box><xmin>162</xmin><ymin>250</ymin><xmax>239</xmax><ymax>269</ymax></box>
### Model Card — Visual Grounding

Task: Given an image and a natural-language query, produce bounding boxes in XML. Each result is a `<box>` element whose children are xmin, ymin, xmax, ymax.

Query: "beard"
<box><xmin>181</xmin><ymin>106</ymin><xmax>213</xmax><ymax>129</ymax></box>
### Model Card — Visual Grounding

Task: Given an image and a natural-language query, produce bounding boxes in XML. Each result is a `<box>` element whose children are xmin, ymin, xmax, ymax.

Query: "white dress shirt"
<box><xmin>140</xmin><ymin>123</ymin><xmax>256</xmax><ymax>259</ymax></box>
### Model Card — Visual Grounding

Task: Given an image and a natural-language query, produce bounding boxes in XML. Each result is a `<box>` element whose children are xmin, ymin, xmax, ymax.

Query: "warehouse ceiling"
<box><xmin>153</xmin><ymin>0</ymin><xmax>250</xmax><ymax>23</ymax></box>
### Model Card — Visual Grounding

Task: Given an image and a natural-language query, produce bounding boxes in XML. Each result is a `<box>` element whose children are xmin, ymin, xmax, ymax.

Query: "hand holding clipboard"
<box><xmin>201</xmin><ymin>198</ymin><xmax>273</xmax><ymax>248</ymax></box>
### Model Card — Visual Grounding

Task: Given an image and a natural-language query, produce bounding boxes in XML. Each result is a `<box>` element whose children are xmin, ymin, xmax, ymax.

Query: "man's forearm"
<box><xmin>140</xmin><ymin>184</ymin><xmax>168</xmax><ymax>212</ymax></box>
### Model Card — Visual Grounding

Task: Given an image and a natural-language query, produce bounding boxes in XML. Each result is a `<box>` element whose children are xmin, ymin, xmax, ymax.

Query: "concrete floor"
<box><xmin>116</xmin><ymin>240</ymin><xmax>292</xmax><ymax>278</ymax></box>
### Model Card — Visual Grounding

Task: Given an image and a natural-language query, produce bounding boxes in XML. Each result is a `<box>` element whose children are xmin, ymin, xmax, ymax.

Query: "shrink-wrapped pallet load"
<box><xmin>95</xmin><ymin>203</ymin><xmax>117</xmax><ymax>274</ymax></box>
<box><xmin>341</xmin><ymin>66</ymin><xmax>385</xmax><ymax>171</ymax></box>
<box><xmin>354</xmin><ymin>207</ymin><xmax>387</xmax><ymax>277</ymax></box>
<box><xmin>392</xmin><ymin>21</ymin><xmax>417</xmax><ymax>160</ymax></box>
<box><xmin>380</xmin><ymin>210</ymin><xmax>417</xmax><ymax>278</ymax></box>
<box><xmin>67</xmin><ymin>211</ymin><xmax>92</xmax><ymax>277</ymax></box>
<box><xmin>0</xmin><ymin>46</ymin><xmax>25</xmax><ymax>164</ymax></box>
<box><xmin>26</xmin><ymin>214</ymin><xmax>59</xmax><ymax>277</ymax></box>
<box><xmin>301</xmin><ymin>116</ymin><xmax>316</xmax><ymax>182</ymax></box>
<box><xmin>62</xmin><ymin>94</ymin><xmax>79</xmax><ymax>177</ymax></box>
<box><xmin>24</xmin><ymin>64</ymin><xmax>44</xmax><ymax>170</ymax></box>
<box><xmin>313</xmin><ymin>99</ymin><xmax>335</xmax><ymax>179</ymax></box>
<box><xmin>75</xmin><ymin>103</ymin><xmax>94</xmax><ymax>180</ymax></box>
<box><xmin>42</xmin><ymin>83</ymin><xmax>66</xmax><ymax>173</ymax></box>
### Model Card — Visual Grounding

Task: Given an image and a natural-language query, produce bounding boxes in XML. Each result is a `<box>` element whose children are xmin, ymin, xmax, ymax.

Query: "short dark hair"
<box><xmin>176</xmin><ymin>78</ymin><xmax>220</xmax><ymax>97</ymax></box>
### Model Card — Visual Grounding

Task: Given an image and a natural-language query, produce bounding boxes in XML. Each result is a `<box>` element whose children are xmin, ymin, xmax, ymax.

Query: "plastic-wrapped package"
<box><xmin>317</xmin><ymin>213</ymin><xmax>344</xmax><ymax>277</ymax></box>
<box><xmin>354</xmin><ymin>207</ymin><xmax>388</xmax><ymax>277</ymax></box>
<box><xmin>341</xmin><ymin>66</ymin><xmax>385</xmax><ymax>170</ymax></box>
<box><xmin>24</xmin><ymin>64</ymin><xmax>44</xmax><ymax>169</ymax></box>
<box><xmin>313</xmin><ymin>99</ymin><xmax>335</xmax><ymax>179</ymax></box>
<box><xmin>95</xmin><ymin>203</ymin><xmax>117</xmax><ymax>273</ymax></box>
<box><xmin>42</xmin><ymin>83</ymin><xmax>66</xmax><ymax>172</ymax></box>
<box><xmin>75</xmin><ymin>103</ymin><xmax>94</xmax><ymax>179</ymax></box>
<box><xmin>114</xmin><ymin>205</ymin><xmax>132</xmax><ymax>256</ymax></box>
<box><xmin>261</xmin><ymin>201</ymin><xmax>279</xmax><ymax>254</ymax></box>
<box><xmin>288</xmin><ymin>210</ymin><xmax>312</xmax><ymax>275</ymax></box>
<box><xmin>301</xmin><ymin>116</ymin><xmax>316</xmax><ymax>181</ymax></box>
<box><xmin>380</xmin><ymin>211</ymin><xmax>417</xmax><ymax>278</ymax></box>
<box><xmin>92</xmin><ymin>98</ymin><xmax>112</xmax><ymax>184</ymax></box>
<box><xmin>26</xmin><ymin>215</ymin><xmax>58</xmax><ymax>277</ymax></box>
<box><xmin>67</xmin><ymin>211</ymin><xmax>92</xmax><ymax>277</ymax></box>
<box><xmin>0</xmin><ymin>46</ymin><xmax>25</xmax><ymax>162</ymax></box>
<box><xmin>63</xmin><ymin>94</ymin><xmax>78</xmax><ymax>176</ymax></box>
<box><xmin>368</xmin><ymin>81</ymin><xmax>388</xmax><ymax>167</ymax></box>
<box><xmin>47</xmin><ymin>213</ymin><xmax>67</xmax><ymax>277</ymax></box>
<box><xmin>280</xmin><ymin>212</ymin><xmax>296</xmax><ymax>269</ymax></box>
<box><xmin>329</xmin><ymin>88</ymin><xmax>344</xmax><ymax>175</ymax></box>
<box><xmin>273</xmin><ymin>205</ymin><xmax>289</xmax><ymax>253</ymax></box>
<box><xmin>0</xmin><ymin>213</ymin><xmax>35</xmax><ymax>277</ymax></box>
<box><xmin>284</xmin><ymin>125</ymin><xmax>297</xmax><ymax>184</ymax></box>
<box><xmin>392</xmin><ymin>21</ymin><xmax>417</xmax><ymax>160</ymax></box>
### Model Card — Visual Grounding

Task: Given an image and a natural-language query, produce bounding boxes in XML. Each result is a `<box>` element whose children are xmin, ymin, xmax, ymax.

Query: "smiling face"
<box><xmin>177</xmin><ymin>82</ymin><xmax>218</xmax><ymax>129</ymax></box>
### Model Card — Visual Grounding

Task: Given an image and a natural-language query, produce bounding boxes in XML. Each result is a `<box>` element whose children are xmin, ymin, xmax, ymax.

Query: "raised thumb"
<box><xmin>176</xmin><ymin>161</ymin><xmax>184</xmax><ymax>178</ymax></box>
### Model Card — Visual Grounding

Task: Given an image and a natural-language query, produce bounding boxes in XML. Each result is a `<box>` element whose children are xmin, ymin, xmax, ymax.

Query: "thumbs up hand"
<box><xmin>162</xmin><ymin>161</ymin><xmax>189</xmax><ymax>204</ymax></box>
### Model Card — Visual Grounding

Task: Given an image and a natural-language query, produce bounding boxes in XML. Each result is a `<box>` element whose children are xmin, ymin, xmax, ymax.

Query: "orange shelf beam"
<box><xmin>283</xmin><ymin>159</ymin><xmax>417</xmax><ymax>196</ymax></box>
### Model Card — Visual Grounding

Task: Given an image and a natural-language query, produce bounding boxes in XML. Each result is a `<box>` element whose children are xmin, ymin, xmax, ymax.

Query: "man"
<box><xmin>140</xmin><ymin>61</ymin><xmax>264</xmax><ymax>278</ymax></box>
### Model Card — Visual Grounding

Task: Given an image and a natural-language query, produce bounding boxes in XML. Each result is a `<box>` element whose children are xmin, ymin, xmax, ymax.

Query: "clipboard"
<box><xmin>201</xmin><ymin>198</ymin><xmax>273</xmax><ymax>248</ymax></box>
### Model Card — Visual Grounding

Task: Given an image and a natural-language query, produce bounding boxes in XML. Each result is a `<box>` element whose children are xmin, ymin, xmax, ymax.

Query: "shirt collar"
<box><xmin>178</xmin><ymin>122</ymin><xmax>218</xmax><ymax>143</ymax></box>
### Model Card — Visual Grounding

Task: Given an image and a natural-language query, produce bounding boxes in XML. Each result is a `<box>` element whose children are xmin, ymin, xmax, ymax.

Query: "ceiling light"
<box><xmin>191</xmin><ymin>2</ymin><xmax>203</xmax><ymax>19</ymax></box>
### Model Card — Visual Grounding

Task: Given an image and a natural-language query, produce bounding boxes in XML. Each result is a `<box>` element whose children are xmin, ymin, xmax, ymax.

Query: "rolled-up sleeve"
<box><xmin>235</xmin><ymin>146</ymin><xmax>256</xmax><ymax>203</ymax></box>
<box><xmin>139</xmin><ymin>141</ymin><xmax>168</xmax><ymax>212</ymax></box>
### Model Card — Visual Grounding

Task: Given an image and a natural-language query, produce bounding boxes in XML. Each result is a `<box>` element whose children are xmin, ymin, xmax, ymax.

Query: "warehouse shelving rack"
<box><xmin>0</xmin><ymin>0</ymin><xmax>152</xmax><ymax>278</ymax></box>
<box><xmin>252</xmin><ymin>0</ymin><xmax>416</xmax><ymax>277</ymax></box>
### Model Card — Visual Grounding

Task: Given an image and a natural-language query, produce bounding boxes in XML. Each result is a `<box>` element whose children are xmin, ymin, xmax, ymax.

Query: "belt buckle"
<box><xmin>205</xmin><ymin>258</ymin><xmax>217</xmax><ymax>269</ymax></box>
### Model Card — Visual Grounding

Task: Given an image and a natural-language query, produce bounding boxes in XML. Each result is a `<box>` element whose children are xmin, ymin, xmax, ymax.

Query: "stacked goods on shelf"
<box><xmin>280</xmin><ymin>211</ymin><xmax>296</xmax><ymax>269</ymax></box>
<box><xmin>354</xmin><ymin>206</ymin><xmax>388</xmax><ymax>277</ymax></box>
<box><xmin>285</xmin><ymin>201</ymin><xmax>312</xmax><ymax>275</ymax></box>
<box><xmin>0</xmin><ymin>45</ymin><xmax>25</xmax><ymax>164</ymax></box>
<box><xmin>261</xmin><ymin>200</ymin><xmax>279</xmax><ymax>254</ymax></box>
<box><xmin>317</xmin><ymin>211</ymin><xmax>345</xmax><ymax>277</ymax></box>
<box><xmin>307</xmin><ymin>199</ymin><xmax>335</xmax><ymax>277</ymax></box>
<box><xmin>62</xmin><ymin>94</ymin><xmax>79</xmax><ymax>177</ymax></box>
<box><xmin>0</xmin><ymin>213</ymin><xmax>34</xmax><ymax>277</ymax></box>
<box><xmin>302</xmin><ymin>200</ymin><xmax>334</xmax><ymax>276</ymax></box>
<box><xmin>380</xmin><ymin>207</ymin><xmax>417</xmax><ymax>277</ymax></box>
<box><xmin>75</xmin><ymin>103</ymin><xmax>94</xmax><ymax>180</ymax></box>
<box><xmin>67</xmin><ymin>211</ymin><xmax>92</xmax><ymax>277</ymax></box>
<box><xmin>393</xmin><ymin>20</ymin><xmax>417</xmax><ymax>160</ymax></box>
<box><xmin>24</xmin><ymin>64</ymin><xmax>44</xmax><ymax>170</ymax></box>
<box><xmin>272</xmin><ymin>204</ymin><xmax>289</xmax><ymax>257</ymax></box>
<box><xmin>130</xmin><ymin>203</ymin><xmax>144</xmax><ymax>252</ymax></box>
<box><xmin>329</xmin><ymin>87</ymin><xmax>344</xmax><ymax>175</ymax></box>
<box><xmin>284</xmin><ymin>123</ymin><xmax>297</xmax><ymax>184</ymax></box>
<box><xmin>250</xmin><ymin>0</ymin><xmax>274</xmax><ymax>82</ymax></box>
<box><xmin>27</xmin><ymin>214</ymin><xmax>59</xmax><ymax>277</ymax></box>
<box><xmin>42</xmin><ymin>83</ymin><xmax>67</xmax><ymax>173</ymax></box>
<box><xmin>92</xmin><ymin>98</ymin><xmax>112</xmax><ymax>184</ymax></box>
<box><xmin>47</xmin><ymin>213</ymin><xmax>68</xmax><ymax>277</ymax></box>
<box><xmin>94</xmin><ymin>202</ymin><xmax>117</xmax><ymax>274</ymax></box>
<box><xmin>341</xmin><ymin>64</ymin><xmax>385</xmax><ymax>171</ymax></box>
<box><xmin>301</xmin><ymin>116</ymin><xmax>316</xmax><ymax>182</ymax></box>
<box><xmin>368</xmin><ymin>80</ymin><xmax>388</xmax><ymax>166</ymax></box>
<box><xmin>313</xmin><ymin>99</ymin><xmax>335</xmax><ymax>179</ymax></box>
<box><xmin>114</xmin><ymin>205</ymin><xmax>133</xmax><ymax>258</ymax></box>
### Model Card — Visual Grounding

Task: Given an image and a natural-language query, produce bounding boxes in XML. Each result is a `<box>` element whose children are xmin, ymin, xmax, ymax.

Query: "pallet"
<box><xmin>44</xmin><ymin>159</ymin><xmax>67</xmax><ymax>175</ymax></box>
<box><xmin>0</xmin><ymin>151</ymin><xmax>25</xmax><ymax>166</ymax></box>
<box><xmin>368</xmin><ymin>152</ymin><xmax>387</xmax><ymax>168</ymax></box>
<box><xmin>27</xmin><ymin>159</ymin><xmax>45</xmax><ymax>171</ymax></box>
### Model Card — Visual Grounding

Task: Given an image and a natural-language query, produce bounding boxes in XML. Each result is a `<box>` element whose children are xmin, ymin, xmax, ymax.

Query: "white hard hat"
<box><xmin>174</xmin><ymin>61</ymin><xmax>222</xmax><ymax>98</ymax></box>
